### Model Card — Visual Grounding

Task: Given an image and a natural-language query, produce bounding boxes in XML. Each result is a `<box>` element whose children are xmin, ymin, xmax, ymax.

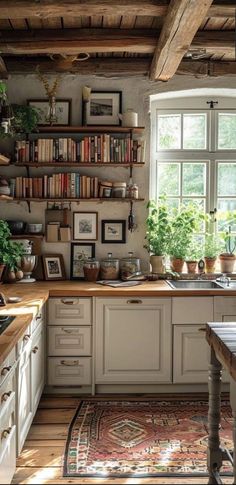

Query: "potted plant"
<box><xmin>12</xmin><ymin>104</ymin><xmax>40</xmax><ymax>134</ymax></box>
<box><xmin>204</xmin><ymin>233</ymin><xmax>223</xmax><ymax>274</ymax></box>
<box><xmin>144</xmin><ymin>199</ymin><xmax>171</xmax><ymax>274</ymax></box>
<box><xmin>168</xmin><ymin>204</ymin><xmax>203</xmax><ymax>273</ymax></box>
<box><xmin>219</xmin><ymin>223</ymin><xmax>236</xmax><ymax>273</ymax></box>
<box><xmin>0</xmin><ymin>220</ymin><xmax>24</xmax><ymax>282</ymax></box>
<box><xmin>185</xmin><ymin>239</ymin><xmax>202</xmax><ymax>274</ymax></box>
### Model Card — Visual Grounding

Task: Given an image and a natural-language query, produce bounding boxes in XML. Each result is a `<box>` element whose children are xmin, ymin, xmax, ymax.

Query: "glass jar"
<box><xmin>99</xmin><ymin>181</ymin><xmax>113</xmax><ymax>198</ymax></box>
<box><xmin>112</xmin><ymin>182</ymin><xmax>127</xmax><ymax>198</ymax></box>
<box><xmin>100</xmin><ymin>253</ymin><xmax>120</xmax><ymax>280</ymax></box>
<box><xmin>120</xmin><ymin>252</ymin><xmax>141</xmax><ymax>279</ymax></box>
<box><xmin>83</xmin><ymin>258</ymin><xmax>100</xmax><ymax>282</ymax></box>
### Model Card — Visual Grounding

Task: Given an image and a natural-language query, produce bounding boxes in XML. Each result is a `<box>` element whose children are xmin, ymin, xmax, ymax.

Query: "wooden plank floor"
<box><xmin>12</xmin><ymin>395</ymin><xmax>232</xmax><ymax>485</ymax></box>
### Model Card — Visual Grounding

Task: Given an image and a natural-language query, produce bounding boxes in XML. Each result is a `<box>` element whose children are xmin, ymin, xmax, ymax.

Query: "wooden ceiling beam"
<box><xmin>0</xmin><ymin>1</ymin><xmax>234</xmax><ymax>19</ymax></box>
<box><xmin>0</xmin><ymin>29</ymin><xmax>234</xmax><ymax>56</ymax></box>
<box><xmin>150</xmin><ymin>0</ymin><xmax>214</xmax><ymax>81</ymax></box>
<box><xmin>4</xmin><ymin>57</ymin><xmax>236</xmax><ymax>78</ymax></box>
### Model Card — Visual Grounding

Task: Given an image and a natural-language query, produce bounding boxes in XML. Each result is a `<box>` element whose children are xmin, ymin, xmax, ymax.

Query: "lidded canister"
<box><xmin>120</xmin><ymin>251</ymin><xmax>141</xmax><ymax>279</ymax></box>
<box><xmin>100</xmin><ymin>252</ymin><xmax>120</xmax><ymax>280</ymax></box>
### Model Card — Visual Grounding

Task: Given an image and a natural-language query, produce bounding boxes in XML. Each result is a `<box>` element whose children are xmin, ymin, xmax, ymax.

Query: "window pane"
<box><xmin>157</xmin><ymin>114</ymin><xmax>181</xmax><ymax>149</ymax></box>
<box><xmin>166</xmin><ymin>198</ymin><xmax>179</xmax><ymax>210</ymax></box>
<box><xmin>183</xmin><ymin>114</ymin><xmax>206</xmax><ymax>149</ymax></box>
<box><xmin>217</xmin><ymin>199</ymin><xmax>236</xmax><ymax>232</ymax></box>
<box><xmin>183</xmin><ymin>163</ymin><xmax>206</xmax><ymax>196</ymax></box>
<box><xmin>218</xmin><ymin>113</ymin><xmax>236</xmax><ymax>149</ymax></box>
<box><xmin>158</xmin><ymin>163</ymin><xmax>180</xmax><ymax>196</ymax></box>
<box><xmin>183</xmin><ymin>198</ymin><xmax>206</xmax><ymax>232</ymax></box>
<box><xmin>218</xmin><ymin>163</ymin><xmax>236</xmax><ymax>196</ymax></box>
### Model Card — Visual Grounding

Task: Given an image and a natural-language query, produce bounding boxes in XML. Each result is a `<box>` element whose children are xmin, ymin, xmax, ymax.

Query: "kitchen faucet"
<box><xmin>216</xmin><ymin>273</ymin><xmax>231</xmax><ymax>286</ymax></box>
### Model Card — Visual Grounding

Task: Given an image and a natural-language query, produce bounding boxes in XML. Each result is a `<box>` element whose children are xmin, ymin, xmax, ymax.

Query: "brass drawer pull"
<box><xmin>61</xmin><ymin>299</ymin><xmax>77</xmax><ymax>305</ymax></box>
<box><xmin>23</xmin><ymin>334</ymin><xmax>31</xmax><ymax>342</ymax></box>
<box><xmin>60</xmin><ymin>360</ymin><xmax>79</xmax><ymax>366</ymax></box>
<box><xmin>36</xmin><ymin>316</ymin><xmax>42</xmax><ymax>321</ymax></box>
<box><xmin>62</xmin><ymin>328</ymin><xmax>78</xmax><ymax>334</ymax></box>
<box><xmin>127</xmin><ymin>299</ymin><xmax>143</xmax><ymax>304</ymax></box>
<box><xmin>1</xmin><ymin>366</ymin><xmax>11</xmax><ymax>377</ymax></box>
<box><xmin>32</xmin><ymin>346</ymin><xmax>39</xmax><ymax>354</ymax></box>
<box><xmin>1</xmin><ymin>391</ymin><xmax>12</xmax><ymax>403</ymax></box>
<box><xmin>198</xmin><ymin>327</ymin><xmax>206</xmax><ymax>332</ymax></box>
<box><xmin>1</xmin><ymin>428</ymin><xmax>11</xmax><ymax>440</ymax></box>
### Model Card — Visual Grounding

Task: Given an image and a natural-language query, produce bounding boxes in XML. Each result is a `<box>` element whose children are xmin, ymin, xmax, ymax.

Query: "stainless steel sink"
<box><xmin>167</xmin><ymin>280</ymin><xmax>224</xmax><ymax>289</ymax></box>
<box><xmin>220</xmin><ymin>281</ymin><xmax>236</xmax><ymax>289</ymax></box>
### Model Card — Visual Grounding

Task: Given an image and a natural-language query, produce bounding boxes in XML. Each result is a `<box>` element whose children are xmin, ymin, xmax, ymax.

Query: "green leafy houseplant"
<box><xmin>11</xmin><ymin>104</ymin><xmax>40</xmax><ymax>134</ymax></box>
<box><xmin>0</xmin><ymin>220</ymin><xmax>24</xmax><ymax>280</ymax></box>
<box><xmin>144</xmin><ymin>199</ymin><xmax>171</xmax><ymax>274</ymax></box>
<box><xmin>217</xmin><ymin>211</ymin><xmax>236</xmax><ymax>273</ymax></box>
<box><xmin>204</xmin><ymin>233</ymin><xmax>223</xmax><ymax>259</ymax></box>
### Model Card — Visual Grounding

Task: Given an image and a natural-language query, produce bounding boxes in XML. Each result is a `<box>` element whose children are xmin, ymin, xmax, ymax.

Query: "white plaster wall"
<box><xmin>0</xmin><ymin>72</ymin><xmax>236</xmax><ymax>277</ymax></box>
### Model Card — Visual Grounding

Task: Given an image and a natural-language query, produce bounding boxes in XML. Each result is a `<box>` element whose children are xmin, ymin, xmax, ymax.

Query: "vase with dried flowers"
<box><xmin>36</xmin><ymin>69</ymin><xmax>60</xmax><ymax>125</ymax></box>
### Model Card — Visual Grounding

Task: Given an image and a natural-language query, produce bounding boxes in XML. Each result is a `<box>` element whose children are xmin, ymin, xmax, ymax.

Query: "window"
<box><xmin>151</xmin><ymin>99</ymin><xmax>236</xmax><ymax>236</ymax></box>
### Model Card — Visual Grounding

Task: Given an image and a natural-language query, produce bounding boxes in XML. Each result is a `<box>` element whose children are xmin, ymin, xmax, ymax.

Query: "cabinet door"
<box><xmin>95</xmin><ymin>297</ymin><xmax>172</xmax><ymax>384</ymax></box>
<box><xmin>31</xmin><ymin>324</ymin><xmax>45</xmax><ymax>414</ymax></box>
<box><xmin>17</xmin><ymin>341</ymin><xmax>33</xmax><ymax>454</ymax></box>
<box><xmin>173</xmin><ymin>325</ymin><xmax>209</xmax><ymax>383</ymax></box>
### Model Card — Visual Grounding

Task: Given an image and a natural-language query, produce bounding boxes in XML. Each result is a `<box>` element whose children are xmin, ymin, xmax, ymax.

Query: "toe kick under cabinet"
<box><xmin>95</xmin><ymin>297</ymin><xmax>172</xmax><ymax>384</ymax></box>
<box><xmin>47</xmin><ymin>298</ymin><xmax>92</xmax><ymax>387</ymax></box>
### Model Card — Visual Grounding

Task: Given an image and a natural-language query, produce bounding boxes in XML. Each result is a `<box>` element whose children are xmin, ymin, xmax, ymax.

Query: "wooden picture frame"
<box><xmin>27</xmin><ymin>98</ymin><xmax>72</xmax><ymax>126</ymax></box>
<box><xmin>101</xmin><ymin>219</ymin><xmax>126</xmax><ymax>243</ymax></box>
<box><xmin>70</xmin><ymin>243</ymin><xmax>95</xmax><ymax>280</ymax></box>
<box><xmin>42</xmin><ymin>254</ymin><xmax>66</xmax><ymax>280</ymax></box>
<box><xmin>83</xmin><ymin>91</ymin><xmax>122</xmax><ymax>126</ymax></box>
<box><xmin>73</xmin><ymin>212</ymin><xmax>98</xmax><ymax>241</ymax></box>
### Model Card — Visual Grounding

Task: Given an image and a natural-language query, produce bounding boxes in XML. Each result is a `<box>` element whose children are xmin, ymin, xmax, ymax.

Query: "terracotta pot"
<box><xmin>0</xmin><ymin>264</ymin><xmax>5</xmax><ymax>283</ymax></box>
<box><xmin>150</xmin><ymin>255</ymin><xmax>166</xmax><ymax>274</ymax></box>
<box><xmin>186</xmin><ymin>261</ymin><xmax>197</xmax><ymax>274</ymax></box>
<box><xmin>219</xmin><ymin>253</ymin><xmax>236</xmax><ymax>274</ymax></box>
<box><xmin>170</xmin><ymin>257</ymin><xmax>185</xmax><ymax>273</ymax></box>
<box><xmin>204</xmin><ymin>257</ymin><xmax>217</xmax><ymax>274</ymax></box>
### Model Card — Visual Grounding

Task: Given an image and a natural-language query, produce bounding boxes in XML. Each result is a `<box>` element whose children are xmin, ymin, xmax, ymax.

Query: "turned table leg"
<box><xmin>230</xmin><ymin>378</ymin><xmax>236</xmax><ymax>485</ymax></box>
<box><xmin>207</xmin><ymin>347</ymin><xmax>223</xmax><ymax>484</ymax></box>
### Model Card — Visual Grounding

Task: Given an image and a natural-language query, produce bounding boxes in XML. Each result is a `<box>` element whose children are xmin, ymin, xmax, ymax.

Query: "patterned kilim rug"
<box><xmin>63</xmin><ymin>400</ymin><xmax>233</xmax><ymax>478</ymax></box>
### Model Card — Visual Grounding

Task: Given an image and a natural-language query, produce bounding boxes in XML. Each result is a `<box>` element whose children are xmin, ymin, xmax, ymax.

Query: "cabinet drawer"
<box><xmin>0</xmin><ymin>349</ymin><xmax>16</xmax><ymax>387</ymax></box>
<box><xmin>0</xmin><ymin>390</ymin><xmax>15</xmax><ymax>437</ymax></box>
<box><xmin>48</xmin><ymin>298</ymin><xmax>91</xmax><ymax>326</ymax></box>
<box><xmin>0</xmin><ymin>426</ymin><xmax>16</xmax><ymax>485</ymax></box>
<box><xmin>214</xmin><ymin>297</ymin><xmax>236</xmax><ymax>316</ymax></box>
<box><xmin>31</xmin><ymin>309</ymin><xmax>44</xmax><ymax>334</ymax></box>
<box><xmin>48</xmin><ymin>326</ymin><xmax>91</xmax><ymax>356</ymax></box>
<box><xmin>172</xmin><ymin>297</ymin><xmax>213</xmax><ymax>324</ymax></box>
<box><xmin>47</xmin><ymin>357</ymin><xmax>91</xmax><ymax>386</ymax></box>
<box><xmin>0</xmin><ymin>369</ymin><xmax>15</xmax><ymax>417</ymax></box>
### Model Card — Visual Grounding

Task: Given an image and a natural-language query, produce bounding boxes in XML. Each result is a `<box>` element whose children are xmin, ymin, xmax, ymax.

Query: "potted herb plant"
<box><xmin>0</xmin><ymin>220</ymin><xmax>24</xmax><ymax>282</ymax></box>
<box><xmin>185</xmin><ymin>239</ymin><xmax>202</xmax><ymax>274</ymax></box>
<box><xmin>219</xmin><ymin>224</ymin><xmax>236</xmax><ymax>273</ymax></box>
<box><xmin>168</xmin><ymin>204</ymin><xmax>203</xmax><ymax>273</ymax></box>
<box><xmin>204</xmin><ymin>233</ymin><xmax>223</xmax><ymax>274</ymax></box>
<box><xmin>144</xmin><ymin>199</ymin><xmax>171</xmax><ymax>274</ymax></box>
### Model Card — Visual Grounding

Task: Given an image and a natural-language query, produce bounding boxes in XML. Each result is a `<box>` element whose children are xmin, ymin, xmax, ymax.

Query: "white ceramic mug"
<box><xmin>119</xmin><ymin>109</ymin><xmax>138</xmax><ymax>127</ymax></box>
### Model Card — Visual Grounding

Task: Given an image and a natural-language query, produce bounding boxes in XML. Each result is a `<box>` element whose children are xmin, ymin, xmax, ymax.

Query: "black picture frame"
<box><xmin>27</xmin><ymin>98</ymin><xmax>72</xmax><ymax>126</ymax></box>
<box><xmin>83</xmin><ymin>90</ymin><xmax>122</xmax><ymax>126</ymax></box>
<box><xmin>101</xmin><ymin>220</ymin><xmax>126</xmax><ymax>244</ymax></box>
<box><xmin>70</xmin><ymin>242</ymin><xmax>95</xmax><ymax>280</ymax></box>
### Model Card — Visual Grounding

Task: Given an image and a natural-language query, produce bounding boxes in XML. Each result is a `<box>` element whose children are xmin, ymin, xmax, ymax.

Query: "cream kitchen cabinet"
<box><xmin>0</xmin><ymin>354</ymin><xmax>16</xmax><ymax>485</ymax></box>
<box><xmin>172</xmin><ymin>297</ymin><xmax>213</xmax><ymax>384</ymax></box>
<box><xmin>214</xmin><ymin>297</ymin><xmax>236</xmax><ymax>323</ymax></box>
<box><xmin>95</xmin><ymin>297</ymin><xmax>172</xmax><ymax>384</ymax></box>
<box><xmin>31</xmin><ymin>322</ymin><xmax>45</xmax><ymax>413</ymax></box>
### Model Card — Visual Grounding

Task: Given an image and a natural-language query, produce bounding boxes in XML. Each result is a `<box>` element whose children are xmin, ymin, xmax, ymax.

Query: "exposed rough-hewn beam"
<box><xmin>4</xmin><ymin>57</ymin><xmax>236</xmax><ymax>78</ymax></box>
<box><xmin>0</xmin><ymin>56</ymin><xmax>8</xmax><ymax>78</ymax></box>
<box><xmin>150</xmin><ymin>0</ymin><xmax>214</xmax><ymax>81</ymax></box>
<box><xmin>0</xmin><ymin>29</ymin><xmax>234</xmax><ymax>56</ymax></box>
<box><xmin>0</xmin><ymin>1</ymin><xmax>234</xmax><ymax>19</ymax></box>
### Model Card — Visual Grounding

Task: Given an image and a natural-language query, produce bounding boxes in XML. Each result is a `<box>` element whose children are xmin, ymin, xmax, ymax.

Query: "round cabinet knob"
<box><xmin>23</xmin><ymin>334</ymin><xmax>31</xmax><ymax>342</ymax></box>
<box><xmin>1</xmin><ymin>428</ymin><xmax>11</xmax><ymax>439</ymax></box>
<box><xmin>1</xmin><ymin>366</ymin><xmax>11</xmax><ymax>377</ymax></box>
<box><xmin>32</xmin><ymin>346</ymin><xmax>39</xmax><ymax>354</ymax></box>
<box><xmin>1</xmin><ymin>391</ymin><xmax>12</xmax><ymax>403</ymax></box>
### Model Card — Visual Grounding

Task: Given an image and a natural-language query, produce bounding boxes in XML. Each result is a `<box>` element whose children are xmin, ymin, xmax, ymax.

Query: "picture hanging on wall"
<box><xmin>73</xmin><ymin>212</ymin><xmax>98</xmax><ymax>241</ymax></box>
<box><xmin>70</xmin><ymin>242</ymin><xmax>95</xmax><ymax>280</ymax></box>
<box><xmin>27</xmin><ymin>98</ymin><xmax>72</xmax><ymax>126</ymax></box>
<box><xmin>101</xmin><ymin>220</ymin><xmax>126</xmax><ymax>243</ymax></box>
<box><xmin>83</xmin><ymin>91</ymin><xmax>122</xmax><ymax>126</ymax></box>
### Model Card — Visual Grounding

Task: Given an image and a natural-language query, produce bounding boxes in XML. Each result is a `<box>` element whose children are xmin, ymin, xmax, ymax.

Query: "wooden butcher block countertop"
<box><xmin>0</xmin><ymin>279</ymin><xmax>236</xmax><ymax>365</ymax></box>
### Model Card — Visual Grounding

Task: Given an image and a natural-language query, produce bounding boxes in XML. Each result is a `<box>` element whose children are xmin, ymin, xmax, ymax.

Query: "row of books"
<box><xmin>15</xmin><ymin>173</ymin><xmax>99</xmax><ymax>199</ymax></box>
<box><xmin>15</xmin><ymin>136</ymin><xmax>145</xmax><ymax>164</ymax></box>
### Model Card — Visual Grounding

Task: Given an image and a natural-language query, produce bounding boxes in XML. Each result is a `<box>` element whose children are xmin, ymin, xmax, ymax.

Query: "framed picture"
<box><xmin>101</xmin><ymin>219</ymin><xmax>126</xmax><ymax>243</ymax></box>
<box><xmin>42</xmin><ymin>254</ymin><xmax>66</xmax><ymax>280</ymax></box>
<box><xmin>27</xmin><ymin>98</ymin><xmax>72</xmax><ymax>126</ymax></box>
<box><xmin>73</xmin><ymin>212</ymin><xmax>98</xmax><ymax>240</ymax></box>
<box><xmin>83</xmin><ymin>91</ymin><xmax>122</xmax><ymax>126</ymax></box>
<box><xmin>70</xmin><ymin>243</ymin><xmax>95</xmax><ymax>280</ymax></box>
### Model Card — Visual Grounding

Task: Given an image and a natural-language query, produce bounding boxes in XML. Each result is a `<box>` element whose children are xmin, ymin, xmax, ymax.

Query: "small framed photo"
<box><xmin>70</xmin><ymin>243</ymin><xmax>95</xmax><ymax>280</ymax></box>
<box><xmin>27</xmin><ymin>98</ymin><xmax>72</xmax><ymax>126</ymax></box>
<box><xmin>42</xmin><ymin>254</ymin><xmax>66</xmax><ymax>280</ymax></box>
<box><xmin>83</xmin><ymin>91</ymin><xmax>122</xmax><ymax>126</ymax></box>
<box><xmin>73</xmin><ymin>212</ymin><xmax>98</xmax><ymax>241</ymax></box>
<box><xmin>101</xmin><ymin>220</ymin><xmax>126</xmax><ymax>244</ymax></box>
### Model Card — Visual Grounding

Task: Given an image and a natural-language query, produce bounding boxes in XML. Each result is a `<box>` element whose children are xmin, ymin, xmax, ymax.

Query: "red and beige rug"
<box><xmin>63</xmin><ymin>400</ymin><xmax>233</xmax><ymax>478</ymax></box>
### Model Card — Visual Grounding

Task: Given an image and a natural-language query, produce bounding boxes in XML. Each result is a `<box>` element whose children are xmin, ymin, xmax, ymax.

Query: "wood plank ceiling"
<box><xmin>0</xmin><ymin>0</ymin><xmax>235</xmax><ymax>80</ymax></box>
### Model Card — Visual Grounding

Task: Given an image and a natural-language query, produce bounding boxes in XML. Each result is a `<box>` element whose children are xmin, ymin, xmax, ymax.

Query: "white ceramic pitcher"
<box><xmin>119</xmin><ymin>109</ymin><xmax>138</xmax><ymax>127</ymax></box>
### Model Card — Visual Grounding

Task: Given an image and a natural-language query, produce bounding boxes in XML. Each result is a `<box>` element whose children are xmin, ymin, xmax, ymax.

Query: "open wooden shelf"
<box><xmin>12</xmin><ymin>197</ymin><xmax>145</xmax><ymax>203</ymax></box>
<box><xmin>37</xmin><ymin>125</ymin><xmax>145</xmax><ymax>134</ymax></box>
<box><xmin>10</xmin><ymin>234</ymin><xmax>44</xmax><ymax>239</ymax></box>
<box><xmin>14</xmin><ymin>162</ymin><xmax>145</xmax><ymax>168</ymax></box>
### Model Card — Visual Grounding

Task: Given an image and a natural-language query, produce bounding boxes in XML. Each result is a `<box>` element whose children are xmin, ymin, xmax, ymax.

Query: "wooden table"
<box><xmin>206</xmin><ymin>322</ymin><xmax>236</xmax><ymax>484</ymax></box>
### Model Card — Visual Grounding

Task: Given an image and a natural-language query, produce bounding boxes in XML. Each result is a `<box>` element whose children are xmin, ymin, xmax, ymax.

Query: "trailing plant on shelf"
<box><xmin>144</xmin><ymin>198</ymin><xmax>171</xmax><ymax>273</ymax></box>
<box><xmin>0</xmin><ymin>220</ymin><xmax>24</xmax><ymax>282</ymax></box>
<box><xmin>11</xmin><ymin>104</ymin><xmax>40</xmax><ymax>134</ymax></box>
